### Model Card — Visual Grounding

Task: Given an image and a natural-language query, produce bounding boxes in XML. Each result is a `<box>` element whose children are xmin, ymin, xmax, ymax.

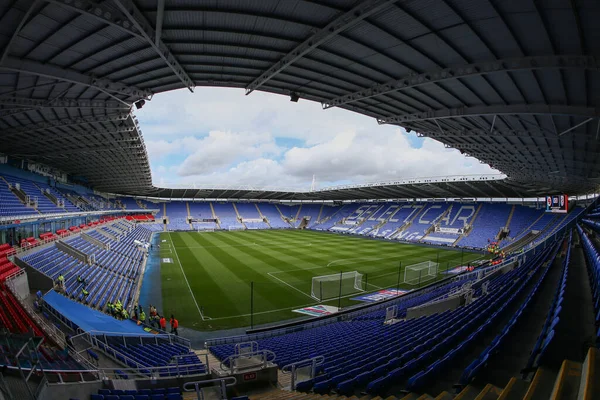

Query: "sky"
<box><xmin>135</xmin><ymin>87</ymin><xmax>498</xmax><ymax>190</ymax></box>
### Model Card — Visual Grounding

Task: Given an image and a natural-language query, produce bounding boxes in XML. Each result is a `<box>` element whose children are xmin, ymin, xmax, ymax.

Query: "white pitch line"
<box><xmin>326</xmin><ymin>254</ymin><xmax>402</xmax><ymax>267</ymax></box>
<box><xmin>267</xmin><ymin>272</ymin><xmax>315</xmax><ymax>300</ymax></box>
<box><xmin>168</xmin><ymin>232</ymin><xmax>205</xmax><ymax>321</ymax></box>
<box><xmin>171</xmin><ymin>242</ymin><xmax>316</xmax><ymax>251</ymax></box>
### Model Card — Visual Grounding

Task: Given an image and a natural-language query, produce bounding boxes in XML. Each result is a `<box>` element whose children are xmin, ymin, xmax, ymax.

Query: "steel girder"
<box><xmin>244</xmin><ymin>0</ymin><xmax>398</xmax><ymax>95</ymax></box>
<box><xmin>0</xmin><ymin>57</ymin><xmax>152</xmax><ymax>102</ymax></box>
<box><xmin>322</xmin><ymin>55</ymin><xmax>600</xmax><ymax>109</ymax></box>
<box><xmin>377</xmin><ymin>105</ymin><xmax>600</xmax><ymax>124</ymax></box>
<box><xmin>2</xmin><ymin>114</ymin><xmax>130</xmax><ymax>136</ymax></box>
<box><xmin>47</xmin><ymin>0</ymin><xmax>194</xmax><ymax>92</ymax></box>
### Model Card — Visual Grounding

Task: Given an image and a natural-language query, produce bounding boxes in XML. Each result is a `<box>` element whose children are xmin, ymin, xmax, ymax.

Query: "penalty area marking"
<box><xmin>266</xmin><ymin>272</ymin><xmax>315</xmax><ymax>300</ymax></box>
<box><xmin>167</xmin><ymin>232</ymin><xmax>207</xmax><ymax>321</ymax></box>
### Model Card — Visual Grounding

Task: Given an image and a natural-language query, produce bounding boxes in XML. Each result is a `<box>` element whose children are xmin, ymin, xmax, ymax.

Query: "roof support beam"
<box><xmin>0</xmin><ymin>97</ymin><xmax>129</xmax><ymax>110</ymax></box>
<box><xmin>2</xmin><ymin>114</ymin><xmax>130</xmax><ymax>136</ymax></box>
<box><xmin>0</xmin><ymin>0</ymin><xmax>39</xmax><ymax>65</ymax></box>
<box><xmin>244</xmin><ymin>0</ymin><xmax>398</xmax><ymax>95</ymax></box>
<box><xmin>112</xmin><ymin>0</ymin><xmax>195</xmax><ymax>92</ymax></box>
<box><xmin>47</xmin><ymin>0</ymin><xmax>194</xmax><ymax>92</ymax></box>
<box><xmin>322</xmin><ymin>55</ymin><xmax>599</xmax><ymax>109</ymax></box>
<box><xmin>377</xmin><ymin>105</ymin><xmax>600</xmax><ymax>125</ymax></box>
<box><xmin>557</xmin><ymin>117</ymin><xmax>594</xmax><ymax>136</ymax></box>
<box><xmin>0</xmin><ymin>56</ymin><xmax>151</xmax><ymax>102</ymax></box>
<box><xmin>155</xmin><ymin>0</ymin><xmax>165</xmax><ymax>47</ymax></box>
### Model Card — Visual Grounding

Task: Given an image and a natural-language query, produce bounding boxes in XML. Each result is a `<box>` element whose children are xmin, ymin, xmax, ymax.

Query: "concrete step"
<box><xmin>523</xmin><ymin>367</ymin><xmax>557</xmax><ymax>400</ymax></box>
<box><xmin>497</xmin><ymin>377</ymin><xmax>529</xmax><ymax>400</ymax></box>
<box><xmin>578</xmin><ymin>347</ymin><xmax>599</xmax><ymax>400</ymax></box>
<box><xmin>549</xmin><ymin>360</ymin><xmax>582</xmax><ymax>400</ymax></box>
<box><xmin>195</xmin><ymin>349</ymin><xmax>221</xmax><ymax>373</ymax></box>
<box><xmin>454</xmin><ymin>385</ymin><xmax>480</xmax><ymax>400</ymax></box>
<box><xmin>474</xmin><ymin>384</ymin><xmax>503</xmax><ymax>400</ymax></box>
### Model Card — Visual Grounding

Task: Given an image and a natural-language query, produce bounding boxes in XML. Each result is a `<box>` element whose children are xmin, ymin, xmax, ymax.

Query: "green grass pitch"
<box><xmin>158</xmin><ymin>230</ymin><xmax>482</xmax><ymax>331</ymax></box>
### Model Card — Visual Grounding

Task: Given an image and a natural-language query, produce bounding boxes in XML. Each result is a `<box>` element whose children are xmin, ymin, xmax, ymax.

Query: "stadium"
<box><xmin>0</xmin><ymin>1</ymin><xmax>599</xmax><ymax>399</ymax></box>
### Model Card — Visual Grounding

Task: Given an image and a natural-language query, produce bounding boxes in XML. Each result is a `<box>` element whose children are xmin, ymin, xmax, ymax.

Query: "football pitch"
<box><xmin>158</xmin><ymin>230</ymin><xmax>482</xmax><ymax>330</ymax></box>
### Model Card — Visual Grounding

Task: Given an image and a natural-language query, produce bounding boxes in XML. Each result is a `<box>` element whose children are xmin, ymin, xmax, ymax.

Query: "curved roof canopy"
<box><xmin>1</xmin><ymin>0</ymin><xmax>599</xmax><ymax>196</ymax></box>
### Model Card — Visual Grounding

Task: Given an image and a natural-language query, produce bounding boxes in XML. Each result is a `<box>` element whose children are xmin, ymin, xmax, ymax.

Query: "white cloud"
<box><xmin>177</xmin><ymin>131</ymin><xmax>281</xmax><ymax>176</ymax></box>
<box><xmin>135</xmin><ymin>88</ymin><xmax>498</xmax><ymax>188</ymax></box>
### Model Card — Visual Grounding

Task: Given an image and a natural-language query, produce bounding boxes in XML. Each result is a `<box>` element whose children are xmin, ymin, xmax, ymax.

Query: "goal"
<box><xmin>311</xmin><ymin>271</ymin><xmax>365</xmax><ymax>301</ymax></box>
<box><xmin>404</xmin><ymin>261</ymin><xmax>439</xmax><ymax>285</ymax></box>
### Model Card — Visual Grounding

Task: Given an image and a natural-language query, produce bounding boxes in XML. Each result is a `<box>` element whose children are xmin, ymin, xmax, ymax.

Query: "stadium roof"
<box><xmin>1</xmin><ymin>0</ymin><xmax>599</xmax><ymax>196</ymax></box>
<box><xmin>145</xmin><ymin>174</ymin><xmax>562</xmax><ymax>201</ymax></box>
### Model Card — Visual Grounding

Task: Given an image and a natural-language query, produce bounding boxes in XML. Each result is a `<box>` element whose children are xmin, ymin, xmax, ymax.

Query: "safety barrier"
<box><xmin>183</xmin><ymin>377</ymin><xmax>237</xmax><ymax>400</ymax></box>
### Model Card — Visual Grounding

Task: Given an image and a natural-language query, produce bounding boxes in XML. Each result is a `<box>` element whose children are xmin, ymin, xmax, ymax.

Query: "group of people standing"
<box><xmin>131</xmin><ymin>303</ymin><xmax>179</xmax><ymax>336</ymax></box>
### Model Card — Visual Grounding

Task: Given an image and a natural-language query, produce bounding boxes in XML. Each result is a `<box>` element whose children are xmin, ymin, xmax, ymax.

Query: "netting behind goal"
<box><xmin>404</xmin><ymin>261</ymin><xmax>439</xmax><ymax>285</ymax></box>
<box><xmin>311</xmin><ymin>271</ymin><xmax>364</xmax><ymax>301</ymax></box>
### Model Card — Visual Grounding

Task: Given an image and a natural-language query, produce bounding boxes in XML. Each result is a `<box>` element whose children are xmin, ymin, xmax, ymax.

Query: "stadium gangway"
<box><xmin>183</xmin><ymin>376</ymin><xmax>237</xmax><ymax>400</ymax></box>
<box><xmin>281</xmin><ymin>355</ymin><xmax>325</xmax><ymax>391</ymax></box>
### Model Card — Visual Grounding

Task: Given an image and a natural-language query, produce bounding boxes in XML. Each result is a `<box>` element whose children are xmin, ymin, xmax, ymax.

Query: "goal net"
<box><xmin>311</xmin><ymin>271</ymin><xmax>364</xmax><ymax>301</ymax></box>
<box><xmin>404</xmin><ymin>261</ymin><xmax>439</xmax><ymax>285</ymax></box>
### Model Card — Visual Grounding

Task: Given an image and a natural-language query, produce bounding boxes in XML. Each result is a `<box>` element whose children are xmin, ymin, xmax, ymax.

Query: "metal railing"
<box><xmin>219</xmin><ymin>349</ymin><xmax>276</xmax><ymax>374</ymax></box>
<box><xmin>281</xmin><ymin>355</ymin><xmax>325</xmax><ymax>390</ymax></box>
<box><xmin>183</xmin><ymin>377</ymin><xmax>237</xmax><ymax>400</ymax></box>
<box><xmin>4</xmin><ymin>269</ymin><xmax>67</xmax><ymax>348</ymax></box>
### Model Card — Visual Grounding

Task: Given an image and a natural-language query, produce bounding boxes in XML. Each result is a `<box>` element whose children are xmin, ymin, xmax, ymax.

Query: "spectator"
<box><xmin>170</xmin><ymin>315</ymin><xmax>179</xmax><ymax>336</ymax></box>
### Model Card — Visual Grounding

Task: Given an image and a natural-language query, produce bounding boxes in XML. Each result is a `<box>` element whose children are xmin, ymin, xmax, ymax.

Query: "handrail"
<box><xmin>5</xmin><ymin>272</ymin><xmax>67</xmax><ymax>348</ymax></box>
<box><xmin>183</xmin><ymin>377</ymin><xmax>237</xmax><ymax>400</ymax></box>
<box><xmin>219</xmin><ymin>349</ymin><xmax>276</xmax><ymax>373</ymax></box>
<box><xmin>281</xmin><ymin>355</ymin><xmax>324</xmax><ymax>373</ymax></box>
<box><xmin>281</xmin><ymin>355</ymin><xmax>325</xmax><ymax>390</ymax></box>
<box><xmin>87</xmin><ymin>330</ymin><xmax>191</xmax><ymax>348</ymax></box>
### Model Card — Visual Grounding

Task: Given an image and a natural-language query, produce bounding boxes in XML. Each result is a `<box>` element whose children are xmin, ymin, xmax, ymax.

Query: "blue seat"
<box><xmin>90</xmin><ymin>395</ymin><xmax>104</xmax><ymax>400</ymax></box>
<box><xmin>294</xmin><ymin>379</ymin><xmax>313</xmax><ymax>392</ymax></box>
<box><xmin>151</xmin><ymin>395</ymin><xmax>165</xmax><ymax>400</ymax></box>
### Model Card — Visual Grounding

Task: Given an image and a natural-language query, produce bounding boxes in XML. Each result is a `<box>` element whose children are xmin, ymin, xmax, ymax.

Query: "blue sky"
<box><xmin>135</xmin><ymin>87</ymin><xmax>496</xmax><ymax>189</ymax></box>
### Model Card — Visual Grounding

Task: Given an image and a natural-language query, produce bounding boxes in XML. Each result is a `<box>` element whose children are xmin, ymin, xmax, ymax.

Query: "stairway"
<box><xmin>209</xmin><ymin>202</ymin><xmax>222</xmax><ymax>229</ymax></box>
<box><xmin>186</xmin><ymin>202</ymin><xmax>193</xmax><ymax>229</ymax></box>
<box><xmin>232</xmin><ymin>203</ymin><xmax>247</xmax><ymax>229</ymax></box>
<box><xmin>503</xmin><ymin>206</ymin><xmax>517</xmax><ymax>236</ymax></box>
<box><xmin>293</xmin><ymin>205</ymin><xmax>303</xmax><ymax>227</ymax></box>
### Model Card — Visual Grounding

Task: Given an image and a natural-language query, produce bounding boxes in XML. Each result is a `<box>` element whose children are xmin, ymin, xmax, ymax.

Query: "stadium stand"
<box><xmin>212</xmin><ymin>202</ymin><xmax>244</xmax><ymax>230</ymax></box>
<box><xmin>235</xmin><ymin>203</ymin><xmax>269</xmax><ymax>229</ymax></box>
<box><xmin>256</xmin><ymin>203</ymin><xmax>291</xmax><ymax>228</ymax></box>
<box><xmin>460</xmin><ymin>203</ymin><xmax>513</xmax><ymax>249</ymax></box>
<box><xmin>165</xmin><ymin>201</ymin><xmax>191</xmax><ymax>231</ymax></box>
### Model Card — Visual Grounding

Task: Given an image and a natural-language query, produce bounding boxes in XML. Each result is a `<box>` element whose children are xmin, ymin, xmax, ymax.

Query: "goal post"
<box><xmin>403</xmin><ymin>261</ymin><xmax>439</xmax><ymax>285</ymax></box>
<box><xmin>311</xmin><ymin>271</ymin><xmax>365</xmax><ymax>301</ymax></box>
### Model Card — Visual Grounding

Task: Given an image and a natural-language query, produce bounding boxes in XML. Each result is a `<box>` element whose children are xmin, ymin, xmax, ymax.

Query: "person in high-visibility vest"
<box><xmin>159</xmin><ymin>316</ymin><xmax>166</xmax><ymax>331</ymax></box>
<box><xmin>139</xmin><ymin>310</ymin><xmax>146</xmax><ymax>323</ymax></box>
<box><xmin>169</xmin><ymin>315</ymin><xmax>179</xmax><ymax>336</ymax></box>
<box><xmin>81</xmin><ymin>287</ymin><xmax>89</xmax><ymax>297</ymax></box>
<box><xmin>121</xmin><ymin>308</ymin><xmax>129</xmax><ymax>320</ymax></box>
